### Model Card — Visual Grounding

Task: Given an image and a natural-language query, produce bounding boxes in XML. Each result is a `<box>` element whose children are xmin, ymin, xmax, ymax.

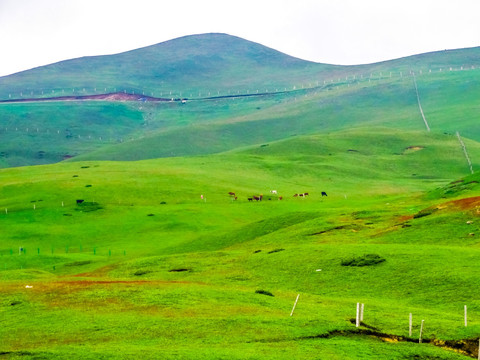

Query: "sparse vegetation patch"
<box><xmin>341</xmin><ymin>254</ymin><xmax>386</xmax><ymax>267</ymax></box>
<box><xmin>413</xmin><ymin>208</ymin><xmax>438</xmax><ymax>219</ymax></box>
<box><xmin>75</xmin><ymin>201</ymin><xmax>102</xmax><ymax>212</ymax></box>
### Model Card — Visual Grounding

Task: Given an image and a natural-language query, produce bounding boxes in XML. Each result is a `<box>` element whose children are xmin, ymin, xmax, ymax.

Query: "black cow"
<box><xmin>321</xmin><ymin>192</ymin><xmax>327</xmax><ymax>197</ymax></box>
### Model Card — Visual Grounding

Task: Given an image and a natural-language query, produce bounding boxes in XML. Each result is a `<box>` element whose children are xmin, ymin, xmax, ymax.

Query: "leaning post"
<box><xmin>290</xmin><ymin>294</ymin><xmax>300</xmax><ymax>316</ymax></box>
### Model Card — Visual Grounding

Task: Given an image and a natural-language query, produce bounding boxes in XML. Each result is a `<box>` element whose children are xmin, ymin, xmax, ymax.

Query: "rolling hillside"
<box><xmin>1</xmin><ymin>66</ymin><xmax>479</xmax><ymax>167</ymax></box>
<box><xmin>0</xmin><ymin>33</ymin><xmax>480</xmax><ymax>168</ymax></box>
<box><xmin>2</xmin><ymin>33</ymin><xmax>480</xmax><ymax>359</ymax></box>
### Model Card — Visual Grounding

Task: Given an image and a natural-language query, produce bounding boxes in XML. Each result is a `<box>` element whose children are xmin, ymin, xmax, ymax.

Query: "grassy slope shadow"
<box><xmin>168</xmin><ymin>211</ymin><xmax>320</xmax><ymax>254</ymax></box>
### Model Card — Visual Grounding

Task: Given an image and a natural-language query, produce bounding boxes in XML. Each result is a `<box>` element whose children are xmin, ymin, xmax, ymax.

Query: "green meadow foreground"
<box><xmin>2</xmin><ymin>130</ymin><xmax>480</xmax><ymax>359</ymax></box>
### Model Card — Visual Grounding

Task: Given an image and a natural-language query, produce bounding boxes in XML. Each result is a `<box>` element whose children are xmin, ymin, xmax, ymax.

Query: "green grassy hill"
<box><xmin>2</xmin><ymin>65</ymin><xmax>480</xmax><ymax>167</ymax></box>
<box><xmin>1</xmin><ymin>34</ymin><xmax>480</xmax><ymax>167</ymax></box>
<box><xmin>73</xmin><ymin>67</ymin><xmax>480</xmax><ymax>162</ymax></box>
<box><xmin>2</xmin><ymin>33</ymin><xmax>478</xmax><ymax>101</ymax></box>
<box><xmin>0</xmin><ymin>33</ymin><xmax>332</xmax><ymax>100</ymax></box>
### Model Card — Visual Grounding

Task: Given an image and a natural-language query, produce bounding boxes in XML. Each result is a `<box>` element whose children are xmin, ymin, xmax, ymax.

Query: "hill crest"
<box><xmin>1</xmin><ymin>33</ymin><xmax>479</xmax><ymax>102</ymax></box>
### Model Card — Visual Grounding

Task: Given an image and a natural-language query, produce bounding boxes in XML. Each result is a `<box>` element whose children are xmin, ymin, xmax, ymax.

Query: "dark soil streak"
<box><xmin>309</xmin><ymin>225</ymin><xmax>347</xmax><ymax>235</ymax></box>
<box><xmin>0</xmin><ymin>88</ymin><xmax>300</xmax><ymax>104</ymax></box>
<box><xmin>251</xmin><ymin>325</ymin><xmax>479</xmax><ymax>358</ymax></box>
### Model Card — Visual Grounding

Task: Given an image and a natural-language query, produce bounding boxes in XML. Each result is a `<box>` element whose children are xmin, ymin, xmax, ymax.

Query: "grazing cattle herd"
<box><xmin>293</xmin><ymin>192</ymin><xmax>309</xmax><ymax>198</ymax></box>
<box><xmin>229</xmin><ymin>190</ymin><xmax>327</xmax><ymax>202</ymax></box>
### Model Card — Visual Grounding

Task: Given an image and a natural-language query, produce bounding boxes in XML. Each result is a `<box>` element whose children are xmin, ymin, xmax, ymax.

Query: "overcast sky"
<box><xmin>0</xmin><ymin>0</ymin><xmax>479</xmax><ymax>77</ymax></box>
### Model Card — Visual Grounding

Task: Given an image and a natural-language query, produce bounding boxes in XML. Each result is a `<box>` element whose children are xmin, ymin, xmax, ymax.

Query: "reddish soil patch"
<box><xmin>0</xmin><ymin>92</ymin><xmax>172</xmax><ymax>103</ymax></box>
<box><xmin>436</xmin><ymin>196</ymin><xmax>480</xmax><ymax>211</ymax></box>
<box><xmin>4</xmin><ymin>279</ymin><xmax>196</xmax><ymax>296</ymax></box>
<box><xmin>398</xmin><ymin>214</ymin><xmax>414</xmax><ymax>222</ymax></box>
<box><xmin>55</xmin><ymin>280</ymin><xmax>153</xmax><ymax>286</ymax></box>
<box><xmin>396</xmin><ymin>196</ymin><xmax>480</xmax><ymax>223</ymax></box>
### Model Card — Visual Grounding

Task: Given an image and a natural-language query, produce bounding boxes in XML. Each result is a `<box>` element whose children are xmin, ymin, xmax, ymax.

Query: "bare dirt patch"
<box><xmin>403</xmin><ymin>146</ymin><xmax>425</xmax><ymax>154</ymax></box>
<box><xmin>409</xmin><ymin>196</ymin><xmax>480</xmax><ymax>220</ymax></box>
<box><xmin>0</xmin><ymin>92</ymin><xmax>171</xmax><ymax>103</ymax></box>
<box><xmin>428</xmin><ymin>196</ymin><xmax>480</xmax><ymax>213</ymax></box>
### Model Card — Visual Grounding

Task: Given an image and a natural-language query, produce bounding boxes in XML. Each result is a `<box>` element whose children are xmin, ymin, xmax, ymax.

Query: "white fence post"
<box><xmin>477</xmin><ymin>338</ymin><xmax>480</xmax><ymax>360</ymax></box>
<box><xmin>409</xmin><ymin>313</ymin><xmax>413</xmax><ymax>337</ymax></box>
<box><xmin>356</xmin><ymin>303</ymin><xmax>360</xmax><ymax>327</ymax></box>
<box><xmin>419</xmin><ymin>320</ymin><xmax>424</xmax><ymax>343</ymax></box>
<box><xmin>290</xmin><ymin>294</ymin><xmax>300</xmax><ymax>316</ymax></box>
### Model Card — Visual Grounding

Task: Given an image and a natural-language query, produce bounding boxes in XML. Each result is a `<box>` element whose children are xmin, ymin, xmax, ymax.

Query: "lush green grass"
<box><xmin>2</xmin><ymin>132</ymin><xmax>480</xmax><ymax>358</ymax></box>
